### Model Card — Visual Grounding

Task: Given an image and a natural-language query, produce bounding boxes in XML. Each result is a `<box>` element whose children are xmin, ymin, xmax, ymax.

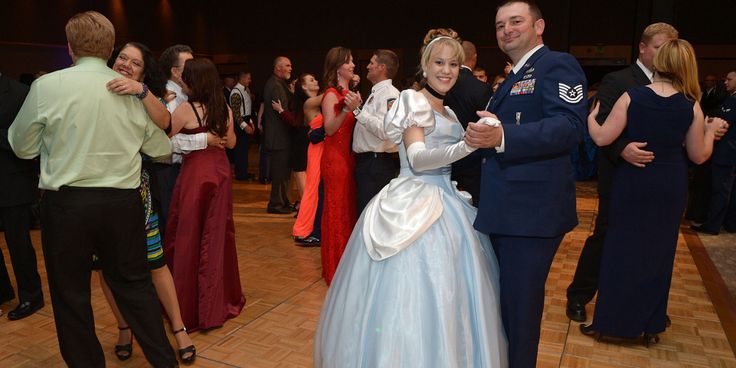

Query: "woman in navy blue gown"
<box><xmin>581</xmin><ymin>39</ymin><xmax>725</xmax><ymax>344</ymax></box>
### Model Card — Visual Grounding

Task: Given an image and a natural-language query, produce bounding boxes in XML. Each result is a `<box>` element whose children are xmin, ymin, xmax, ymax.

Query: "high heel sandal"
<box><xmin>173</xmin><ymin>327</ymin><xmax>196</xmax><ymax>364</ymax></box>
<box><xmin>114</xmin><ymin>326</ymin><xmax>133</xmax><ymax>361</ymax></box>
<box><xmin>579</xmin><ymin>324</ymin><xmax>602</xmax><ymax>341</ymax></box>
<box><xmin>643</xmin><ymin>333</ymin><xmax>660</xmax><ymax>347</ymax></box>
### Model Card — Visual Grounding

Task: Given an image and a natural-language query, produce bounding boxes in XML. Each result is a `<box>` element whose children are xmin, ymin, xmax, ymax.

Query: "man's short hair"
<box><xmin>497</xmin><ymin>0</ymin><xmax>543</xmax><ymax>21</ymax></box>
<box><xmin>159</xmin><ymin>44</ymin><xmax>193</xmax><ymax>79</ymax></box>
<box><xmin>641</xmin><ymin>23</ymin><xmax>679</xmax><ymax>45</ymax></box>
<box><xmin>237</xmin><ymin>71</ymin><xmax>251</xmax><ymax>79</ymax></box>
<box><xmin>65</xmin><ymin>11</ymin><xmax>115</xmax><ymax>60</ymax></box>
<box><xmin>373</xmin><ymin>49</ymin><xmax>399</xmax><ymax>79</ymax></box>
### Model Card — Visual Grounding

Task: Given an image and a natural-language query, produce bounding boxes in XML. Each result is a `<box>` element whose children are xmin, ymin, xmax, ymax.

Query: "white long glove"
<box><xmin>404</xmin><ymin>117</ymin><xmax>499</xmax><ymax>172</ymax></box>
<box><xmin>406</xmin><ymin>140</ymin><xmax>475</xmax><ymax>172</ymax></box>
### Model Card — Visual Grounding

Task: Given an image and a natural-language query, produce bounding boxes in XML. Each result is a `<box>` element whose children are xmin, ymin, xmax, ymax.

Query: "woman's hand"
<box><xmin>344</xmin><ymin>91</ymin><xmax>362</xmax><ymax>111</ymax></box>
<box><xmin>206</xmin><ymin>132</ymin><xmax>227</xmax><ymax>149</ymax></box>
<box><xmin>706</xmin><ymin>116</ymin><xmax>729</xmax><ymax>140</ymax></box>
<box><xmin>271</xmin><ymin>99</ymin><xmax>284</xmax><ymax>114</ymax></box>
<box><xmin>587</xmin><ymin>101</ymin><xmax>600</xmax><ymax>126</ymax></box>
<box><xmin>106</xmin><ymin>77</ymin><xmax>144</xmax><ymax>96</ymax></box>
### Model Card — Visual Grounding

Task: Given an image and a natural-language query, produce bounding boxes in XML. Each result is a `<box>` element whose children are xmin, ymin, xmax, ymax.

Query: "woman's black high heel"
<box><xmin>114</xmin><ymin>326</ymin><xmax>133</xmax><ymax>361</ymax></box>
<box><xmin>173</xmin><ymin>327</ymin><xmax>196</xmax><ymax>364</ymax></box>
<box><xmin>643</xmin><ymin>333</ymin><xmax>660</xmax><ymax>347</ymax></box>
<box><xmin>579</xmin><ymin>324</ymin><xmax>602</xmax><ymax>341</ymax></box>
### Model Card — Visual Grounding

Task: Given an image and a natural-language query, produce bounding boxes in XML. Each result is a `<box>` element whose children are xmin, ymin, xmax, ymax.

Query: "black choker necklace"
<box><xmin>425</xmin><ymin>83</ymin><xmax>446</xmax><ymax>100</ymax></box>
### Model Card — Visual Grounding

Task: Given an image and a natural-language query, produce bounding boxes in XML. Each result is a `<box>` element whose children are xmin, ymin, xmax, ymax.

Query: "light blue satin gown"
<box><xmin>314</xmin><ymin>90</ymin><xmax>508</xmax><ymax>368</ymax></box>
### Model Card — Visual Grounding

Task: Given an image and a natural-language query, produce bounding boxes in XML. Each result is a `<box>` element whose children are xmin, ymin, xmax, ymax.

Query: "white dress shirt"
<box><xmin>353</xmin><ymin>79</ymin><xmax>400</xmax><ymax>153</ymax></box>
<box><xmin>635</xmin><ymin>59</ymin><xmax>654</xmax><ymax>82</ymax></box>
<box><xmin>165</xmin><ymin>79</ymin><xmax>207</xmax><ymax>163</ymax></box>
<box><xmin>230</xmin><ymin>83</ymin><xmax>252</xmax><ymax>117</ymax></box>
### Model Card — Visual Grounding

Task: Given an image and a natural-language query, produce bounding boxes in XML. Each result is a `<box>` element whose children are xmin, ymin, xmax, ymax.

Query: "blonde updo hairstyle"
<box><xmin>653</xmin><ymin>39</ymin><xmax>701</xmax><ymax>102</ymax></box>
<box><xmin>419</xmin><ymin>28</ymin><xmax>464</xmax><ymax>78</ymax></box>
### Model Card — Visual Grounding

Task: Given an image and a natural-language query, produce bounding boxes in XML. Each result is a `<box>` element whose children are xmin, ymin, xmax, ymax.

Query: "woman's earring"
<box><xmin>422</xmin><ymin>71</ymin><xmax>427</xmax><ymax>78</ymax></box>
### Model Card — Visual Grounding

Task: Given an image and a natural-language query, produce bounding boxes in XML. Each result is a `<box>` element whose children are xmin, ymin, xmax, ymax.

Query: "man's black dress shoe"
<box><xmin>566</xmin><ymin>302</ymin><xmax>587</xmax><ymax>322</ymax></box>
<box><xmin>267</xmin><ymin>206</ymin><xmax>292</xmax><ymax>214</ymax></box>
<box><xmin>690</xmin><ymin>225</ymin><xmax>719</xmax><ymax>235</ymax></box>
<box><xmin>7</xmin><ymin>300</ymin><xmax>43</xmax><ymax>320</ymax></box>
<box><xmin>294</xmin><ymin>236</ymin><xmax>320</xmax><ymax>247</ymax></box>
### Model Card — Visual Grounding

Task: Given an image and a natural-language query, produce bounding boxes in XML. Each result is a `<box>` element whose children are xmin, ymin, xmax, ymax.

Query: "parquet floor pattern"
<box><xmin>0</xmin><ymin>180</ymin><xmax>734</xmax><ymax>367</ymax></box>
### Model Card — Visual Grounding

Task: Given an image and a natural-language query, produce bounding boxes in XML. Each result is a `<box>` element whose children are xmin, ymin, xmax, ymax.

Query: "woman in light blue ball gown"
<box><xmin>314</xmin><ymin>28</ymin><xmax>507</xmax><ymax>368</ymax></box>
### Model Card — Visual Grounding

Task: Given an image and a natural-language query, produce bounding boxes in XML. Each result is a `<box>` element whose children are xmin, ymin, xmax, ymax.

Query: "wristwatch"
<box><xmin>136</xmin><ymin>83</ymin><xmax>149</xmax><ymax>100</ymax></box>
<box><xmin>352</xmin><ymin>107</ymin><xmax>361</xmax><ymax>116</ymax></box>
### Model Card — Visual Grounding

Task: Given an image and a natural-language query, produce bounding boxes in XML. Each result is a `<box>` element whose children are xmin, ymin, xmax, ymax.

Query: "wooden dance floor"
<box><xmin>1</xmin><ymin>179</ymin><xmax>735</xmax><ymax>367</ymax></box>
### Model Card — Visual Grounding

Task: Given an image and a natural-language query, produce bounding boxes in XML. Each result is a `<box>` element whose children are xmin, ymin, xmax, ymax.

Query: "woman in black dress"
<box><xmin>580</xmin><ymin>39</ymin><xmax>726</xmax><ymax>345</ymax></box>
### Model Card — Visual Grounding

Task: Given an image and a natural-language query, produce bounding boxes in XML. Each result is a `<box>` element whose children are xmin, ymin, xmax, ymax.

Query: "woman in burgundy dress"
<box><xmin>164</xmin><ymin>58</ymin><xmax>245</xmax><ymax>332</ymax></box>
<box><xmin>320</xmin><ymin>47</ymin><xmax>359</xmax><ymax>285</ymax></box>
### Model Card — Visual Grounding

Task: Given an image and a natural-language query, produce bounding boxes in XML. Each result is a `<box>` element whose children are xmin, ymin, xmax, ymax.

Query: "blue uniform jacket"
<box><xmin>475</xmin><ymin>46</ymin><xmax>587</xmax><ymax>237</ymax></box>
<box><xmin>713</xmin><ymin>94</ymin><xmax>736</xmax><ymax>166</ymax></box>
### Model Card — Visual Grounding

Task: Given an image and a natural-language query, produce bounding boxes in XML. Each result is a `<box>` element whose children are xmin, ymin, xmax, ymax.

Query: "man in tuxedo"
<box><xmin>263</xmin><ymin>56</ymin><xmax>294</xmax><ymax>214</ymax></box>
<box><xmin>693</xmin><ymin>71</ymin><xmax>736</xmax><ymax>235</ymax></box>
<box><xmin>0</xmin><ymin>72</ymin><xmax>44</xmax><ymax>320</ymax></box>
<box><xmin>566</xmin><ymin>23</ymin><xmax>678</xmax><ymax>322</ymax></box>
<box><xmin>445</xmin><ymin>40</ymin><xmax>492</xmax><ymax>206</ymax></box>
<box><xmin>465</xmin><ymin>1</ymin><xmax>587</xmax><ymax>366</ymax></box>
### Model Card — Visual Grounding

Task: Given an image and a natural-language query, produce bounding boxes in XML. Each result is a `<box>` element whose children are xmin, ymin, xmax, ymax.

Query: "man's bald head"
<box><xmin>462</xmin><ymin>41</ymin><xmax>478</xmax><ymax>69</ymax></box>
<box><xmin>273</xmin><ymin>56</ymin><xmax>292</xmax><ymax>80</ymax></box>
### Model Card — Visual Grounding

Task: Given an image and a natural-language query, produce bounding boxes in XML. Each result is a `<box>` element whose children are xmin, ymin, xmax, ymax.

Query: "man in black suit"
<box><xmin>0</xmin><ymin>72</ymin><xmax>44</xmax><ymax>320</ymax></box>
<box><xmin>445</xmin><ymin>40</ymin><xmax>493</xmax><ymax>206</ymax></box>
<box><xmin>566</xmin><ymin>23</ymin><xmax>679</xmax><ymax>322</ymax></box>
<box><xmin>263</xmin><ymin>56</ymin><xmax>294</xmax><ymax>214</ymax></box>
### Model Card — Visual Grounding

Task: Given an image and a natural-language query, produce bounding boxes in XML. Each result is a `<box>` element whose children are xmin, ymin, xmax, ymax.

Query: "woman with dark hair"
<box><xmin>103</xmin><ymin>41</ymin><xmax>195</xmax><ymax>363</ymax></box>
<box><xmin>315</xmin><ymin>29</ymin><xmax>506</xmax><ymax>366</ymax></box>
<box><xmin>274</xmin><ymin>74</ymin><xmax>324</xmax><ymax>244</ymax></box>
<box><xmin>164</xmin><ymin>58</ymin><xmax>245</xmax><ymax>333</ymax></box>
<box><xmin>319</xmin><ymin>47</ymin><xmax>359</xmax><ymax>285</ymax></box>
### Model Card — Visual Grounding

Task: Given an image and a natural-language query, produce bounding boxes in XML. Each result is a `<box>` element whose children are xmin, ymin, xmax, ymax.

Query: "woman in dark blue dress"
<box><xmin>580</xmin><ymin>39</ymin><xmax>725</xmax><ymax>344</ymax></box>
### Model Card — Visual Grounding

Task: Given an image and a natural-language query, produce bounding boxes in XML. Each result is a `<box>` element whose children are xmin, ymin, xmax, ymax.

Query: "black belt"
<box><xmin>355</xmin><ymin>152</ymin><xmax>398</xmax><ymax>160</ymax></box>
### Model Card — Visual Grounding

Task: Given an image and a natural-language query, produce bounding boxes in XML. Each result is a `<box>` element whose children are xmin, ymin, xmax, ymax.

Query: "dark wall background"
<box><xmin>2</xmin><ymin>0</ymin><xmax>735</xmax><ymax>94</ymax></box>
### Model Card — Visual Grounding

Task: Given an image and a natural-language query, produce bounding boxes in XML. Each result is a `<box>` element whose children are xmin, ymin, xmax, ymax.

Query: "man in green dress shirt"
<box><xmin>8</xmin><ymin>11</ymin><xmax>177</xmax><ymax>367</ymax></box>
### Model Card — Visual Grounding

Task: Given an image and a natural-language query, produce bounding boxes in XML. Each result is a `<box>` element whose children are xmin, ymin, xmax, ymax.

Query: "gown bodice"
<box><xmin>397</xmin><ymin>111</ymin><xmax>465</xmax><ymax>179</ymax></box>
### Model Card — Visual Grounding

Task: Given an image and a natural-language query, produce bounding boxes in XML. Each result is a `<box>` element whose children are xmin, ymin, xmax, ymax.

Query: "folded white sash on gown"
<box><xmin>363</xmin><ymin>176</ymin><xmax>444</xmax><ymax>261</ymax></box>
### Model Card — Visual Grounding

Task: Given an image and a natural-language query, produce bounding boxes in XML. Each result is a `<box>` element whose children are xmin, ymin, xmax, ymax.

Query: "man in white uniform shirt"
<box><xmin>345</xmin><ymin>49</ymin><xmax>400</xmax><ymax>214</ymax></box>
<box><xmin>229</xmin><ymin>71</ymin><xmax>255</xmax><ymax>180</ymax></box>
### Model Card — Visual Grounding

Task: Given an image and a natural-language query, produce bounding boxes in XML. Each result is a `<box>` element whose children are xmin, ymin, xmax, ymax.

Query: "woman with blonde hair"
<box><xmin>314</xmin><ymin>29</ymin><xmax>507</xmax><ymax>367</ymax></box>
<box><xmin>580</xmin><ymin>39</ymin><xmax>726</xmax><ymax>345</ymax></box>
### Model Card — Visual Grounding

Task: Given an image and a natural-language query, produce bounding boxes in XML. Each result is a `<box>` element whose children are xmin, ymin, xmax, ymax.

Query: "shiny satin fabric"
<box><xmin>315</xmin><ymin>90</ymin><xmax>507</xmax><ymax>367</ymax></box>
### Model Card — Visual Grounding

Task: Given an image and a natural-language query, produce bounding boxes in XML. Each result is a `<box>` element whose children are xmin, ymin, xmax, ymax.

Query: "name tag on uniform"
<box><xmin>510</xmin><ymin>78</ymin><xmax>535</xmax><ymax>96</ymax></box>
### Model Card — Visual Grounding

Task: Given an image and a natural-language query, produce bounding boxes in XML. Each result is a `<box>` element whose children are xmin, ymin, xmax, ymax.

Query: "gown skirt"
<box><xmin>164</xmin><ymin>145</ymin><xmax>245</xmax><ymax>332</ymax></box>
<box><xmin>590</xmin><ymin>86</ymin><xmax>694</xmax><ymax>337</ymax></box>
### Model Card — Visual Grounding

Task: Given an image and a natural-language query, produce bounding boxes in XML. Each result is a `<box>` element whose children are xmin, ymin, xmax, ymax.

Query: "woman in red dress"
<box><xmin>164</xmin><ymin>58</ymin><xmax>245</xmax><ymax>331</ymax></box>
<box><xmin>320</xmin><ymin>47</ymin><xmax>359</xmax><ymax>285</ymax></box>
